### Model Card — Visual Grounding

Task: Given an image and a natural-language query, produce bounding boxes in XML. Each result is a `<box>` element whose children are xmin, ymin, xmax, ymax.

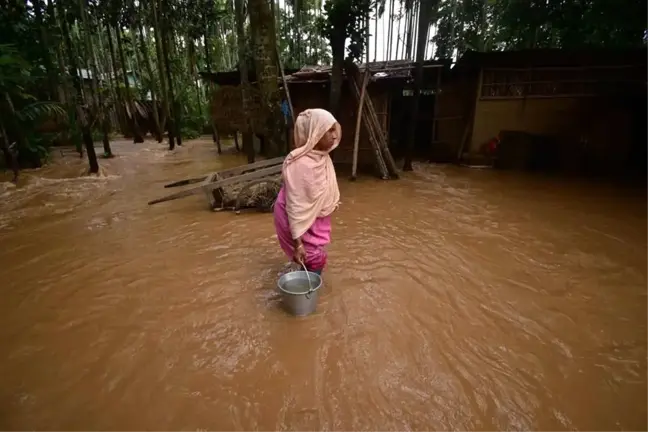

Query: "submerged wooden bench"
<box><xmin>148</xmin><ymin>156</ymin><xmax>284</xmax><ymax>212</ymax></box>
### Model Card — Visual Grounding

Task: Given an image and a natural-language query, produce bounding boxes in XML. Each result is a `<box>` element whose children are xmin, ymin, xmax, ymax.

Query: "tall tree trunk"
<box><xmin>105</xmin><ymin>22</ymin><xmax>126</xmax><ymax>133</ymax></box>
<box><xmin>403</xmin><ymin>0</ymin><xmax>434</xmax><ymax>171</ymax></box>
<box><xmin>365</xmin><ymin>11</ymin><xmax>370</xmax><ymax>63</ymax></box>
<box><xmin>187</xmin><ymin>41</ymin><xmax>203</xmax><ymax>115</ymax></box>
<box><xmin>115</xmin><ymin>27</ymin><xmax>144</xmax><ymax>143</ymax></box>
<box><xmin>59</xmin><ymin>4</ymin><xmax>99</xmax><ymax>174</ymax></box>
<box><xmin>404</xmin><ymin>1</ymin><xmax>415</xmax><ymax>60</ymax></box>
<box><xmin>248</xmin><ymin>0</ymin><xmax>283</xmax><ymax>157</ymax></box>
<box><xmin>96</xmin><ymin>27</ymin><xmax>116</xmax><ymax>128</ymax></box>
<box><xmin>152</xmin><ymin>0</ymin><xmax>174</xmax><ymax>148</ymax></box>
<box><xmin>203</xmin><ymin>8</ymin><xmax>220</xmax><ymax>148</ymax></box>
<box><xmin>137</xmin><ymin>22</ymin><xmax>162</xmax><ymax>142</ymax></box>
<box><xmin>54</xmin><ymin>42</ymin><xmax>69</xmax><ymax>104</ymax></box>
<box><xmin>373</xmin><ymin>7</ymin><xmax>378</xmax><ymax>61</ymax></box>
<box><xmin>92</xmin><ymin>38</ymin><xmax>113</xmax><ymax>158</ymax></box>
<box><xmin>80</xmin><ymin>0</ymin><xmax>112</xmax><ymax>157</ymax></box>
<box><xmin>161</xmin><ymin>0</ymin><xmax>179</xmax><ymax>148</ymax></box>
<box><xmin>294</xmin><ymin>0</ymin><xmax>302</xmax><ymax>65</ymax></box>
<box><xmin>33</xmin><ymin>0</ymin><xmax>58</xmax><ymax>100</ymax></box>
<box><xmin>387</xmin><ymin>0</ymin><xmax>395</xmax><ymax>60</ymax></box>
<box><xmin>1</xmin><ymin>95</ymin><xmax>23</xmax><ymax>178</ymax></box>
<box><xmin>271</xmin><ymin>0</ymin><xmax>282</xmax><ymax>61</ymax></box>
<box><xmin>479</xmin><ymin>0</ymin><xmax>489</xmax><ymax>51</ymax></box>
<box><xmin>235</xmin><ymin>0</ymin><xmax>254</xmax><ymax>163</ymax></box>
<box><xmin>0</xmin><ymin>118</ymin><xmax>19</xmax><ymax>182</ymax></box>
<box><xmin>46</xmin><ymin>0</ymin><xmax>66</xmax><ymax>103</ymax></box>
<box><xmin>448</xmin><ymin>0</ymin><xmax>458</xmax><ymax>56</ymax></box>
<box><xmin>329</xmin><ymin>34</ymin><xmax>345</xmax><ymax>115</ymax></box>
<box><xmin>395</xmin><ymin>0</ymin><xmax>404</xmax><ymax>59</ymax></box>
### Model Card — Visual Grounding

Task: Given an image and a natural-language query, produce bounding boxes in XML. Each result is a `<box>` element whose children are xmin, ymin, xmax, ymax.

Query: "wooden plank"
<box><xmin>200</xmin><ymin>165</ymin><xmax>282</xmax><ymax>193</ymax></box>
<box><xmin>164</xmin><ymin>177</ymin><xmax>206</xmax><ymax>189</ymax></box>
<box><xmin>149</xmin><ymin>187</ymin><xmax>206</xmax><ymax>206</ymax></box>
<box><xmin>214</xmin><ymin>156</ymin><xmax>284</xmax><ymax>178</ymax></box>
<box><xmin>162</xmin><ymin>157</ymin><xmax>284</xmax><ymax>188</ymax></box>
<box><xmin>149</xmin><ymin>165</ymin><xmax>283</xmax><ymax>206</ymax></box>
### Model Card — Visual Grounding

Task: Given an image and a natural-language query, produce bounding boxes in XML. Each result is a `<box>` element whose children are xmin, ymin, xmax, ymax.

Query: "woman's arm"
<box><xmin>294</xmin><ymin>236</ymin><xmax>306</xmax><ymax>264</ymax></box>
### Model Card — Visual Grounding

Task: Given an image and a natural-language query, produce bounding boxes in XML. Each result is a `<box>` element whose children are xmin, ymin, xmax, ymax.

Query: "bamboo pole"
<box><xmin>348</xmin><ymin>78</ymin><xmax>389</xmax><ymax>179</ymax></box>
<box><xmin>355</xmin><ymin>72</ymin><xmax>400</xmax><ymax>177</ymax></box>
<box><xmin>346</xmin><ymin>60</ymin><xmax>399</xmax><ymax>178</ymax></box>
<box><xmin>366</xmin><ymin>92</ymin><xmax>399</xmax><ymax>176</ymax></box>
<box><xmin>351</xmin><ymin>69</ymin><xmax>370</xmax><ymax>180</ymax></box>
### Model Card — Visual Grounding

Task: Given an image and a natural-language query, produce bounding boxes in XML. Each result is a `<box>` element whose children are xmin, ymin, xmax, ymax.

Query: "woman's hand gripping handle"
<box><xmin>293</xmin><ymin>237</ymin><xmax>307</xmax><ymax>266</ymax></box>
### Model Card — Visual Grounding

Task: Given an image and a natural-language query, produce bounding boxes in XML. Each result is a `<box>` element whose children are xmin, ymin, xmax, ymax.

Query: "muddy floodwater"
<box><xmin>0</xmin><ymin>139</ymin><xmax>646</xmax><ymax>430</ymax></box>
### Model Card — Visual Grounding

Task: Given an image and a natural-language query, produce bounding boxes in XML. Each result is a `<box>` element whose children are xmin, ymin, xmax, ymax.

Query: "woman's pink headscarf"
<box><xmin>282</xmin><ymin>108</ymin><xmax>341</xmax><ymax>239</ymax></box>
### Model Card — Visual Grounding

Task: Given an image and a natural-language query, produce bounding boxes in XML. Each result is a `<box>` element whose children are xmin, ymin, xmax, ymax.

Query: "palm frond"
<box><xmin>16</xmin><ymin>101</ymin><xmax>67</xmax><ymax>124</ymax></box>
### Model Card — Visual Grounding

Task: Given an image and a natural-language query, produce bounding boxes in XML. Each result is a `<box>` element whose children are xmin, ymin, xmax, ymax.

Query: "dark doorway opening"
<box><xmin>388</xmin><ymin>90</ymin><xmax>435</xmax><ymax>160</ymax></box>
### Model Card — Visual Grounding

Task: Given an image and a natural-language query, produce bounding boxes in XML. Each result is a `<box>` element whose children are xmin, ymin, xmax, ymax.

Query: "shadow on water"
<box><xmin>0</xmin><ymin>137</ymin><xmax>646</xmax><ymax>430</ymax></box>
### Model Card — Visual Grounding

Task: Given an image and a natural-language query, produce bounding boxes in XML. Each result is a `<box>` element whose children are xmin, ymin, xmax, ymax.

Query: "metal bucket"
<box><xmin>277</xmin><ymin>270</ymin><xmax>323</xmax><ymax>316</ymax></box>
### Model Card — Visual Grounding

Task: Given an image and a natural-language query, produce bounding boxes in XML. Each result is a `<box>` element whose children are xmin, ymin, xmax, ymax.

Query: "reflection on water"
<box><xmin>0</xmin><ymin>138</ymin><xmax>646</xmax><ymax>430</ymax></box>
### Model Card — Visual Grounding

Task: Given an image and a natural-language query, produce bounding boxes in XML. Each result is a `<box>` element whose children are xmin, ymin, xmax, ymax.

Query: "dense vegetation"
<box><xmin>0</xmin><ymin>0</ymin><xmax>644</xmax><ymax>178</ymax></box>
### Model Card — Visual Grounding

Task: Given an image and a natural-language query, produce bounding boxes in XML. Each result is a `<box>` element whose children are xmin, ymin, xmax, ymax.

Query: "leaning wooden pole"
<box><xmin>348</xmin><ymin>77</ymin><xmax>389</xmax><ymax>178</ymax></box>
<box><xmin>351</xmin><ymin>69</ymin><xmax>371</xmax><ymax>180</ymax></box>
<box><xmin>362</xmin><ymin>88</ymin><xmax>400</xmax><ymax>178</ymax></box>
<box><xmin>345</xmin><ymin>60</ymin><xmax>399</xmax><ymax>178</ymax></box>
<box><xmin>275</xmin><ymin>45</ymin><xmax>295</xmax><ymax>123</ymax></box>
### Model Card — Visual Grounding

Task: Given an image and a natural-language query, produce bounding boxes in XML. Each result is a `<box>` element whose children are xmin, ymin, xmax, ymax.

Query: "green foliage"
<box><xmin>433</xmin><ymin>0</ymin><xmax>647</xmax><ymax>58</ymax></box>
<box><xmin>180</xmin><ymin>126</ymin><xmax>201</xmax><ymax>140</ymax></box>
<box><xmin>16</xmin><ymin>101</ymin><xmax>67</xmax><ymax>124</ymax></box>
<box><xmin>20</xmin><ymin>131</ymin><xmax>52</xmax><ymax>166</ymax></box>
<box><xmin>277</xmin><ymin>0</ymin><xmax>331</xmax><ymax>66</ymax></box>
<box><xmin>0</xmin><ymin>42</ymin><xmax>68</xmax><ymax>167</ymax></box>
<box><xmin>0</xmin><ymin>44</ymin><xmax>34</xmax><ymax>97</ymax></box>
<box><xmin>318</xmin><ymin>0</ymin><xmax>375</xmax><ymax>61</ymax></box>
<box><xmin>1</xmin><ymin>0</ymin><xmax>645</xmax><ymax>173</ymax></box>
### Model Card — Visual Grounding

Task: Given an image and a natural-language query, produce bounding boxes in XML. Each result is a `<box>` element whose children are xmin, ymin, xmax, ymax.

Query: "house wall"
<box><xmin>469</xmin><ymin>96</ymin><xmax>635</xmax><ymax>172</ymax></box>
<box><xmin>471</xmin><ymin>97</ymin><xmax>579</xmax><ymax>150</ymax></box>
<box><xmin>434</xmin><ymin>72</ymin><xmax>477</xmax><ymax>161</ymax></box>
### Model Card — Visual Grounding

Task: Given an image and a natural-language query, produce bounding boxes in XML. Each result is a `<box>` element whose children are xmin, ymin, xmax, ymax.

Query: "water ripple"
<box><xmin>0</xmin><ymin>141</ymin><xmax>645</xmax><ymax>430</ymax></box>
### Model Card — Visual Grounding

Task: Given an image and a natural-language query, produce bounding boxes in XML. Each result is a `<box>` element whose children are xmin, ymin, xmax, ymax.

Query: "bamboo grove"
<box><xmin>0</xmin><ymin>0</ymin><xmax>644</xmax><ymax>178</ymax></box>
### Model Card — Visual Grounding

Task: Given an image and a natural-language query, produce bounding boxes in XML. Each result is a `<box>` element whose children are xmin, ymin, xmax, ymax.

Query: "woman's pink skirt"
<box><xmin>273</xmin><ymin>187</ymin><xmax>332</xmax><ymax>272</ymax></box>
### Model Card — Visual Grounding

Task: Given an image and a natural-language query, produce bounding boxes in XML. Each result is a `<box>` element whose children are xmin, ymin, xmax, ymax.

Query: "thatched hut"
<box><xmin>201</xmin><ymin>61</ymin><xmax>450</xmax><ymax>173</ymax></box>
<box><xmin>200</xmin><ymin>68</ymin><xmax>299</xmax><ymax>137</ymax></box>
<box><xmin>285</xmin><ymin>60</ymin><xmax>450</xmax><ymax>169</ymax></box>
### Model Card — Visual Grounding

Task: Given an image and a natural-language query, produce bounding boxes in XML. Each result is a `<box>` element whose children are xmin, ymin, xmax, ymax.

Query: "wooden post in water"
<box><xmin>352</xmin><ymin>69</ymin><xmax>371</xmax><ymax>180</ymax></box>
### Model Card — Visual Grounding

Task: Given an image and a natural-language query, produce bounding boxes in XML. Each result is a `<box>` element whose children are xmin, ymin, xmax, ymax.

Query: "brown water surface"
<box><xmin>0</xmin><ymin>139</ymin><xmax>646</xmax><ymax>430</ymax></box>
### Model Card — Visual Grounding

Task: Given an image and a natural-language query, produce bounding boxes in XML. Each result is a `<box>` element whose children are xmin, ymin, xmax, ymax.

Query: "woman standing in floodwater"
<box><xmin>273</xmin><ymin>108</ymin><xmax>341</xmax><ymax>275</ymax></box>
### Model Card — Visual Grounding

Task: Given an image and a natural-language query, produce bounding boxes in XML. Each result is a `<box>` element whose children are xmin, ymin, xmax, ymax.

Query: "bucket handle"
<box><xmin>300</xmin><ymin>261</ymin><xmax>316</xmax><ymax>299</ymax></box>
